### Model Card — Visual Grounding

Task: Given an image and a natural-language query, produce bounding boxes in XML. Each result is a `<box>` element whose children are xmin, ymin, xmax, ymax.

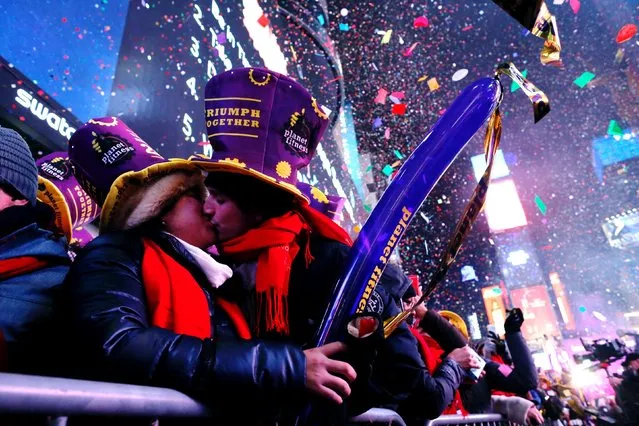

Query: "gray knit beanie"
<box><xmin>0</xmin><ymin>127</ymin><xmax>38</xmax><ymax>205</ymax></box>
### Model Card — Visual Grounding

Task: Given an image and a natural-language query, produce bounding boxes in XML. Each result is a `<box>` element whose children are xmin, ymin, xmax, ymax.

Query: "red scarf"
<box><xmin>219</xmin><ymin>204</ymin><xmax>352</xmax><ymax>336</ymax></box>
<box><xmin>0</xmin><ymin>257</ymin><xmax>50</xmax><ymax>280</ymax></box>
<box><xmin>141</xmin><ymin>239</ymin><xmax>251</xmax><ymax>339</ymax></box>
<box><xmin>410</xmin><ymin>326</ymin><xmax>469</xmax><ymax>416</ymax></box>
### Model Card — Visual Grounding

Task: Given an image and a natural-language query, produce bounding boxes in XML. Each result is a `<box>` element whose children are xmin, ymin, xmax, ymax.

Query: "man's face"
<box><xmin>0</xmin><ymin>186</ymin><xmax>28</xmax><ymax>211</ymax></box>
<box><xmin>204</xmin><ymin>187</ymin><xmax>261</xmax><ymax>243</ymax></box>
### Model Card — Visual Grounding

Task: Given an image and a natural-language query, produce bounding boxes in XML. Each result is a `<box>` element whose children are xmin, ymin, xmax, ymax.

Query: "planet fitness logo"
<box><xmin>91</xmin><ymin>132</ymin><xmax>135</xmax><ymax>166</ymax></box>
<box><xmin>39</xmin><ymin>157</ymin><xmax>71</xmax><ymax>181</ymax></box>
<box><xmin>282</xmin><ymin>109</ymin><xmax>310</xmax><ymax>157</ymax></box>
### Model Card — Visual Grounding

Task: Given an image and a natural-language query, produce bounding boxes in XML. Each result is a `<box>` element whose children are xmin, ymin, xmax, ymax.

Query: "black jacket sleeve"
<box><xmin>365</xmin><ymin>286</ymin><xmax>465</xmax><ymax>420</ymax></box>
<box><xmin>63</xmin><ymin>233</ymin><xmax>306</xmax><ymax>400</ymax></box>
<box><xmin>419</xmin><ymin>310</ymin><xmax>468</xmax><ymax>352</ymax></box>
<box><xmin>483</xmin><ymin>331</ymin><xmax>538</xmax><ymax>394</ymax></box>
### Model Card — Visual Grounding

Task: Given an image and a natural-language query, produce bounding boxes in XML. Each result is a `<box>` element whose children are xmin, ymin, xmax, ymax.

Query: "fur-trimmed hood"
<box><xmin>100</xmin><ymin>171</ymin><xmax>208</xmax><ymax>233</ymax></box>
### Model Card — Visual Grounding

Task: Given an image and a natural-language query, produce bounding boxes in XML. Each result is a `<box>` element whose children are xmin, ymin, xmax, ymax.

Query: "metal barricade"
<box><xmin>425</xmin><ymin>413</ymin><xmax>517</xmax><ymax>426</ymax></box>
<box><xmin>0</xmin><ymin>372</ymin><xmax>210</xmax><ymax>417</ymax></box>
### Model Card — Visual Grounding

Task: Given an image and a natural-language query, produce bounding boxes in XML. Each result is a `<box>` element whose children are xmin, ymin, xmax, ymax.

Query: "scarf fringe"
<box><xmin>256</xmin><ymin>289</ymin><xmax>290</xmax><ymax>335</ymax></box>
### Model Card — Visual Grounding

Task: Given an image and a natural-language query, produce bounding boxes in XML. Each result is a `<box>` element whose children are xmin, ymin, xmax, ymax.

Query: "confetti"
<box><xmin>384</xmin><ymin>128</ymin><xmax>391</xmax><ymax>139</ymax></box>
<box><xmin>414</xmin><ymin>16</ymin><xmax>429</xmax><ymax>28</ymax></box>
<box><xmin>372</xmin><ymin>117</ymin><xmax>383</xmax><ymax>129</ymax></box>
<box><xmin>574</xmin><ymin>72</ymin><xmax>595</xmax><ymax>88</ymax></box>
<box><xmin>365</xmin><ymin>165</ymin><xmax>373</xmax><ymax>172</ymax></box>
<box><xmin>510</xmin><ymin>69</ymin><xmax>528</xmax><ymax>92</ymax></box>
<box><xmin>569</xmin><ymin>0</ymin><xmax>580</xmax><ymax>14</ymax></box>
<box><xmin>534</xmin><ymin>195</ymin><xmax>548</xmax><ymax>215</ymax></box>
<box><xmin>427</xmin><ymin>77</ymin><xmax>440</xmax><ymax>91</ymax></box>
<box><xmin>339</xmin><ymin>23</ymin><xmax>350</xmax><ymax>32</ymax></box>
<box><xmin>391</xmin><ymin>103</ymin><xmax>407</xmax><ymax>115</ymax></box>
<box><xmin>382</xmin><ymin>164</ymin><xmax>394</xmax><ymax>176</ymax></box>
<box><xmin>317</xmin><ymin>14</ymin><xmax>325</xmax><ymax>26</ymax></box>
<box><xmin>257</xmin><ymin>14</ymin><xmax>269</xmax><ymax>27</ymax></box>
<box><xmin>607</xmin><ymin>120</ymin><xmax>623</xmax><ymax>137</ymax></box>
<box><xmin>403</xmin><ymin>42</ymin><xmax>420</xmax><ymax>57</ymax></box>
<box><xmin>374</xmin><ymin>88</ymin><xmax>389</xmax><ymax>104</ymax></box>
<box><xmin>452</xmin><ymin>68</ymin><xmax>468</xmax><ymax>82</ymax></box>
<box><xmin>616</xmin><ymin>24</ymin><xmax>637</xmax><ymax>44</ymax></box>
<box><xmin>393</xmin><ymin>149</ymin><xmax>404</xmax><ymax>159</ymax></box>
<box><xmin>417</xmin><ymin>75</ymin><xmax>429</xmax><ymax>82</ymax></box>
<box><xmin>381</xmin><ymin>29</ymin><xmax>393</xmax><ymax>44</ymax></box>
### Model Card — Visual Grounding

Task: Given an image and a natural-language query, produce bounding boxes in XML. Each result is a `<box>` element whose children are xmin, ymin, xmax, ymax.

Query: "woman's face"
<box><xmin>162</xmin><ymin>193</ymin><xmax>217</xmax><ymax>249</ymax></box>
<box><xmin>204</xmin><ymin>187</ymin><xmax>261</xmax><ymax>243</ymax></box>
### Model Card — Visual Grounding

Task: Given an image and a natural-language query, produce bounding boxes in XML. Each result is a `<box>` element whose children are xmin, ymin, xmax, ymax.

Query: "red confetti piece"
<box><xmin>616</xmin><ymin>24</ymin><xmax>637</xmax><ymax>43</ymax></box>
<box><xmin>61</xmin><ymin>17</ymin><xmax>68</xmax><ymax>23</ymax></box>
<box><xmin>258</xmin><ymin>14</ymin><xmax>270</xmax><ymax>27</ymax></box>
<box><xmin>462</xmin><ymin>25</ymin><xmax>473</xmax><ymax>31</ymax></box>
<box><xmin>37</xmin><ymin>90</ymin><xmax>44</xmax><ymax>96</ymax></box>
<box><xmin>413</xmin><ymin>16</ymin><xmax>429</xmax><ymax>28</ymax></box>
<box><xmin>391</xmin><ymin>103</ymin><xmax>407</xmax><ymax>115</ymax></box>
<box><xmin>19</xmin><ymin>116</ymin><xmax>25</xmax><ymax>122</ymax></box>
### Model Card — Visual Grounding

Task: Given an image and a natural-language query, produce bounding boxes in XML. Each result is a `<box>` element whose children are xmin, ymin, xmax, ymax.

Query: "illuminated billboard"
<box><xmin>481</xmin><ymin>285</ymin><xmax>507</xmax><ymax>336</ymax></box>
<box><xmin>510</xmin><ymin>285</ymin><xmax>560</xmax><ymax>341</ymax></box>
<box><xmin>602</xmin><ymin>208</ymin><xmax>639</xmax><ymax>249</ymax></box>
<box><xmin>493</xmin><ymin>228</ymin><xmax>545</xmax><ymax>289</ymax></box>
<box><xmin>471</xmin><ymin>149</ymin><xmax>510</xmax><ymax>182</ymax></box>
<box><xmin>483</xmin><ymin>179</ymin><xmax>528</xmax><ymax>232</ymax></box>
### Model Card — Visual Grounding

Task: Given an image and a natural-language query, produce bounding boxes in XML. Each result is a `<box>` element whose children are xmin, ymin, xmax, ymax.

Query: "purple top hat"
<box><xmin>297</xmin><ymin>182</ymin><xmax>346</xmax><ymax>224</ymax></box>
<box><xmin>36</xmin><ymin>152</ymin><xmax>101</xmax><ymax>243</ymax></box>
<box><xmin>189</xmin><ymin>67</ymin><xmax>330</xmax><ymax>203</ymax></box>
<box><xmin>68</xmin><ymin>117</ymin><xmax>202</xmax><ymax>233</ymax></box>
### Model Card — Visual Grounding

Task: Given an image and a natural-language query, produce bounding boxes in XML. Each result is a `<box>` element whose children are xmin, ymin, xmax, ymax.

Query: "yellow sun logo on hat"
<box><xmin>248</xmin><ymin>69</ymin><xmax>271</xmax><ymax>87</ymax></box>
<box><xmin>88</xmin><ymin>117</ymin><xmax>118</xmax><ymax>127</ymax></box>
<box><xmin>311</xmin><ymin>97</ymin><xmax>329</xmax><ymax>120</ymax></box>
<box><xmin>310</xmin><ymin>187</ymin><xmax>329</xmax><ymax>204</ymax></box>
<box><xmin>275</xmin><ymin>161</ymin><xmax>292</xmax><ymax>179</ymax></box>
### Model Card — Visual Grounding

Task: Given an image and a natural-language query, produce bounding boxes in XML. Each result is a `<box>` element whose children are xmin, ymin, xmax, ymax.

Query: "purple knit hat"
<box><xmin>36</xmin><ymin>152</ymin><xmax>101</xmax><ymax>242</ymax></box>
<box><xmin>189</xmin><ymin>68</ymin><xmax>330</xmax><ymax>203</ymax></box>
<box><xmin>68</xmin><ymin>117</ymin><xmax>203</xmax><ymax>233</ymax></box>
<box><xmin>297</xmin><ymin>182</ymin><xmax>346</xmax><ymax>224</ymax></box>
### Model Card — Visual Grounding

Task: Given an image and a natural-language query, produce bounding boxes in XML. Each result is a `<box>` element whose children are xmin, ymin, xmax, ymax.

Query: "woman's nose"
<box><xmin>203</xmin><ymin>197</ymin><xmax>216</xmax><ymax>215</ymax></box>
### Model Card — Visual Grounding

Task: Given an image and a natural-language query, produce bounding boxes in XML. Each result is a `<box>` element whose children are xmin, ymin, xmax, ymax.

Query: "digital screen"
<box><xmin>602</xmin><ymin>208</ymin><xmax>639</xmax><ymax>249</ymax></box>
<box><xmin>510</xmin><ymin>285</ymin><xmax>561</xmax><ymax>341</ymax></box>
<box><xmin>470</xmin><ymin>149</ymin><xmax>510</xmax><ymax>182</ymax></box>
<box><xmin>592</xmin><ymin>131</ymin><xmax>639</xmax><ymax>182</ymax></box>
<box><xmin>106</xmin><ymin>1</ymin><xmax>363</xmax><ymax>228</ymax></box>
<box><xmin>481</xmin><ymin>285</ymin><xmax>507</xmax><ymax>336</ymax></box>
<box><xmin>492</xmin><ymin>228</ymin><xmax>545</xmax><ymax>289</ymax></box>
<box><xmin>483</xmin><ymin>178</ymin><xmax>528</xmax><ymax>232</ymax></box>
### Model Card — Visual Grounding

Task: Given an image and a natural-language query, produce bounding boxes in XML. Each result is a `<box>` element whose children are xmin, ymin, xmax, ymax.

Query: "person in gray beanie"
<box><xmin>0</xmin><ymin>127</ymin><xmax>71</xmax><ymax>374</ymax></box>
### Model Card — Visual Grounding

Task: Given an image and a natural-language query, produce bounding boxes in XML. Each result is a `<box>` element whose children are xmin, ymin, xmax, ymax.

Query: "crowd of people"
<box><xmin>0</xmin><ymin>67</ymin><xmax>633</xmax><ymax>425</ymax></box>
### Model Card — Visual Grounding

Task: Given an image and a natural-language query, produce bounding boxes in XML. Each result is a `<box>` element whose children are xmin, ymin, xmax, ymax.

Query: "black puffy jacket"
<box><xmin>62</xmin><ymin>231</ymin><xmax>306</xmax><ymax>423</ymax></box>
<box><xmin>216</xmin><ymin>241</ymin><xmax>466</xmax><ymax>423</ymax></box>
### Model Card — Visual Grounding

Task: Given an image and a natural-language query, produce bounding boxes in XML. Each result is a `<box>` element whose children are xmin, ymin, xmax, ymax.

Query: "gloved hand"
<box><xmin>504</xmin><ymin>308</ymin><xmax>524</xmax><ymax>334</ymax></box>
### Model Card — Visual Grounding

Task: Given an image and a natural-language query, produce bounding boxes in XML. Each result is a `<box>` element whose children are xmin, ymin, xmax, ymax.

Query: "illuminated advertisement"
<box><xmin>510</xmin><ymin>285</ymin><xmax>561</xmax><ymax>341</ymax></box>
<box><xmin>481</xmin><ymin>285</ymin><xmax>508</xmax><ymax>336</ymax></box>
<box><xmin>592</xmin><ymin>131</ymin><xmax>639</xmax><ymax>182</ymax></box>
<box><xmin>470</xmin><ymin>149</ymin><xmax>510</xmax><ymax>182</ymax></box>
<box><xmin>0</xmin><ymin>56</ymin><xmax>83</xmax><ymax>152</ymax></box>
<box><xmin>602</xmin><ymin>208</ymin><xmax>639</xmax><ymax>249</ymax></box>
<box><xmin>483</xmin><ymin>179</ymin><xmax>528</xmax><ymax>233</ymax></box>
<box><xmin>493</xmin><ymin>228</ymin><xmax>545</xmax><ymax>289</ymax></box>
<box><xmin>549</xmin><ymin>272</ymin><xmax>576</xmax><ymax>331</ymax></box>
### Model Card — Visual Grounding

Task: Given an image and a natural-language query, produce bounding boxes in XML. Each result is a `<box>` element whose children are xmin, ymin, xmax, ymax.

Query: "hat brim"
<box><xmin>187</xmin><ymin>157</ymin><xmax>310</xmax><ymax>204</ymax></box>
<box><xmin>99</xmin><ymin>160</ymin><xmax>204</xmax><ymax>234</ymax></box>
<box><xmin>37</xmin><ymin>176</ymin><xmax>73</xmax><ymax>242</ymax></box>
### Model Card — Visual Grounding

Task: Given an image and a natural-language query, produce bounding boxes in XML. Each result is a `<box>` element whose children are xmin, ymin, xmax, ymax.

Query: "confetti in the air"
<box><xmin>574</xmin><ymin>72</ymin><xmax>595</xmax><ymax>88</ymax></box>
